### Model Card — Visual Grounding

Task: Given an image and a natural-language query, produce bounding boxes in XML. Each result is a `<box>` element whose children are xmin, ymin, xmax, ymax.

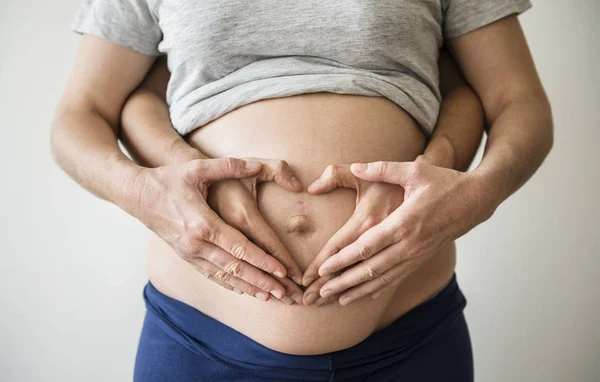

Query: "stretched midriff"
<box><xmin>146</xmin><ymin>92</ymin><xmax>457</xmax><ymax>355</ymax></box>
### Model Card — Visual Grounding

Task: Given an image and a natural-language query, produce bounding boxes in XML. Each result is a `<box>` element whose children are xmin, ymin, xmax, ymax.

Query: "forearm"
<box><xmin>473</xmin><ymin>94</ymin><xmax>553</xmax><ymax>216</ymax></box>
<box><xmin>120</xmin><ymin>89</ymin><xmax>206</xmax><ymax>167</ymax></box>
<box><xmin>51</xmin><ymin>108</ymin><xmax>142</xmax><ymax>214</ymax></box>
<box><xmin>419</xmin><ymin>86</ymin><xmax>484</xmax><ymax>170</ymax></box>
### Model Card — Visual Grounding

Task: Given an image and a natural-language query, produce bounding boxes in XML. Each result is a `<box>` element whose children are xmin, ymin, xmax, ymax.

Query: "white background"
<box><xmin>1</xmin><ymin>1</ymin><xmax>598</xmax><ymax>381</ymax></box>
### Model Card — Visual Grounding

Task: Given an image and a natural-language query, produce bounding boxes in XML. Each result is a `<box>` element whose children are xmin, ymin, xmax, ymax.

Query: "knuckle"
<box><xmin>230</xmin><ymin>240</ymin><xmax>249</xmax><ymax>261</ymax></box>
<box><xmin>225</xmin><ymin>261</ymin><xmax>243</xmax><ymax>277</ymax></box>
<box><xmin>191</xmin><ymin>220</ymin><xmax>214</xmax><ymax>242</ymax></box>
<box><xmin>379</xmin><ymin>273</ymin><xmax>394</xmax><ymax>287</ymax></box>
<box><xmin>222</xmin><ymin>157</ymin><xmax>239</xmax><ymax>174</ymax></box>
<box><xmin>377</xmin><ymin>161</ymin><xmax>389</xmax><ymax>181</ymax></box>
<box><xmin>214</xmin><ymin>269</ymin><xmax>232</xmax><ymax>283</ymax></box>
<box><xmin>363</xmin><ymin>265</ymin><xmax>380</xmax><ymax>280</ymax></box>
<box><xmin>356</xmin><ymin>242</ymin><xmax>373</xmax><ymax>261</ymax></box>
<box><xmin>328</xmin><ymin>244</ymin><xmax>343</xmax><ymax>257</ymax></box>
<box><xmin>177</xmin><ymin>236</ymin><xmax>198</xmax><ymax>258</ymax></box>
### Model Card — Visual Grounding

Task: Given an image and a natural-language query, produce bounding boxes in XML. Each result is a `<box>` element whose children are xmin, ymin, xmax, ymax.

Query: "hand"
<box><xmin>124</xmin><ymin>157</ymin><xmax>300</xmax><ymax>304</ymax></box>
<box><xmin>305</xmin><ymin>161</ymin><xmax>493</xmax><ymax>306</ymax></box>
<box><xmin>300</xmin><ymin>164</ymin><xmax>405</xmax><ymax>306</ymax></box>
<box><xmin>207</xmin><ymin>158</ymin><xmax>306</xmax><ymax>304</ymax></box>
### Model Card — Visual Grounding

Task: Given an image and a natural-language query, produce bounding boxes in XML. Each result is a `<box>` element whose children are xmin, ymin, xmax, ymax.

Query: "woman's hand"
<box><xmin>123</xmin><ymin>157</ymin><xmax>303</xmax><ymax>305</ymax></box>
<box><xmin>300</xmin><ymin>164</ymin><xmax>406</xmax><ymax>306</ymax></box>
<box><xmin>207</xmin><ymin>158</ymin><xmax>306</xmax><ymax>304</ymax></box>
<box><xmin>303</xmin><ymin>161</ymin><xmax>494</xmax><ymax>306</ymax></box>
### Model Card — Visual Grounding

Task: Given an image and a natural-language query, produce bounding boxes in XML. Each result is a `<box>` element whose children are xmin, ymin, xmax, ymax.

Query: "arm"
<box><xmin>51</xmin><ymin>35</ymin><xmax>297</xmax><ymax>303</ymax></box>
<box><xmin>51</xmin><ymin>35</ymin><xmax>157</xmax><ymax>207</ymax></box>
<box><xmin>120</xmin><ymin>56</ymin><xmax>205</xmax><ymax>166</ymax></box>
<box><xmin>448</xmin><ymin>16</ymin><xmax>553</xmax><ymax>212</ymax></box>
<box><xmin>307</xmin><ymin>15</ymin><xmax>553</xmax><ymax>305</ymax></box>
<box><xmin>416</xmin><ymin>48</ymin><xmax>485</xmax><ymax>171</ymax></box>
<box><xmin>118</xmin><ymin>56</ymin><xmax>306</xmax><ymax>301</ymax></box>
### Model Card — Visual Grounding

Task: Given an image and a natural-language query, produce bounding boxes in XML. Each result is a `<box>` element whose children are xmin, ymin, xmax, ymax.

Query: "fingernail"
<box><xmin>290</xmin><ymin>176</ymin><xmax>301</xmax><ymax>188</ymax></box>
<box><xmin>271</xmin><ymin>289</ymin><xmax>284</xmax><ymax>300</ymax></box>
<box><xmin>372</xmin><ymin>291</ymin><xmax>383</xmax><ymax>299</ymax></box>
<box><xmin>302</xmin><ymin>276</ymin><xmax>315</xmax><ymax>287</ymax></box>
<box><xmin>305</xmin><ymin>293</ymin><xmax>318</xmax><ymax>305</ymax></box>
<box><xmin>320</xmin><ymin>287</ymin><xmax>332</xmax><ymax>298</ymax></box>
<box><xmin>273</xmin><ymin>270</ymin><xmax>285</xmax><ymax>278</ymax></box>
<box><xmin>315</xmin><ymin>298</ymin><xmax>328</xmax><ymax>306</ymax></box>
<box><xmin>292</xmin><ymin>275</ymin><xmax>303</xmax><ymax>285</ymax></box>
<box><xmin>233</xmin><ymin>288</ymin><xmax>243</xmax><ymax>295</ymax></box>
<box><xmin>351</xmin><ymin>163</ymin><xmax>368</xmax><ymax>173</ymax></box>
<box><xmin>281</xmin><ymin>295</ymin><xmax>294</xmax><ymax>305</ymax></box>
<box><xmin>245</xmin><ymin>161</ymin><xmax>261</xmax><ymax>170</ymax></box>
<box><xmin>255</xmin><ymin>292</ymin><xmax>268</xmax><ymax>301</ymax></box>
<box><xmin>291</xmin><ymin>292</ymin><xmax>303</xmax><ymax>304</ymax></box>
<box><xmin>340</xmin><ymin>296</ymin><xmax>352</xmax><ymax>306</ymax></box>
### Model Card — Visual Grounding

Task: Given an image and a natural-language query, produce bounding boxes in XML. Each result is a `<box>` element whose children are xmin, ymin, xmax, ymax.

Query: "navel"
<box><xmin>285</xmin><ymin>214</ymin><xmax>316</xmax><ymax>235</ymax></box>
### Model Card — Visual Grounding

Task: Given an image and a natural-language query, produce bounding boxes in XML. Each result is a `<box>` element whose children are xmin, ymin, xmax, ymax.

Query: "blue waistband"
<box><xmin>142</xmin><ymin>272</ymin><xmax>466</xmax><ymax>380</ymax></box>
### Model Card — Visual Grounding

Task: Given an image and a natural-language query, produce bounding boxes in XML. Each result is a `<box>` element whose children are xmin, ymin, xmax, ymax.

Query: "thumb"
<box><xmin>307</xmin><ymin>164</ymin><xmax>359</xmax><ymax>194</ymax></box>
<box><xmin>183</xmin><ymin>158</ymin><xmax>262</xmax><ymax>184</ymax></box>
<box><xmin>349</xmin><ymin>161</ymin><xmax>414</xmax><ymax>186</ymax></box>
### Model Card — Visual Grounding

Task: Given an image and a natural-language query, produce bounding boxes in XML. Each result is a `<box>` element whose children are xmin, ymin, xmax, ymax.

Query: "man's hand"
<box><xmin>122</xmin><ymin>157</ymin><xmax>303</xmax><ymax>304</ymax></box>
<box><xmin>304</xmin><ymin>160</ymin><xmax>495</xmax><ymax>306</ymax></box>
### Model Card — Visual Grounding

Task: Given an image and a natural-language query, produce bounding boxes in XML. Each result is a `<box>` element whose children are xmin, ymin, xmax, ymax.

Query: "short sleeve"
<box><xmin>442</xmin><ymin>0</ymin><xmax>532</xmax><ymax>39</ymax></box>
<box><xmin>71</xmin><ymin>0</ymin><xmax>162</xmax><ymax>56</ymax></box>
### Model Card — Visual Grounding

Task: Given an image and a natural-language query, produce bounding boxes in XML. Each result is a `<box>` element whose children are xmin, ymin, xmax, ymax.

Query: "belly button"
<box><xmin>285</xmin><ymin>215</ymin><xmax>316</xmax><ymax>235</ymax></box>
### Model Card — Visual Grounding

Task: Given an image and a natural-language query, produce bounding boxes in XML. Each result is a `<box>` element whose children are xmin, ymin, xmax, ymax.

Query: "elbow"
<box><xmin>49</xmin><ymin>111</ymin><xmax>66</xmax><ymax>170</ymax></box>
<box><xmin>540</xmin><ymin>96</ymin><xmax>554</xmax><ymax>160</ymax></box>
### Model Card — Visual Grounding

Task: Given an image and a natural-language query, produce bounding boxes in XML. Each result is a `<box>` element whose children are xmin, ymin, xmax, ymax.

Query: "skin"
<box><xmin>118</xmin><ymin>48</ymin><xmax>484</xmax><ymax>306</ymax></box>
<box><xmin>50</xmin><ymin>35</ymin><xmax>298</xmax><ymax>304</ymax></box>
<box><xmin>50</xmin><ymin>16</ymin><xmax>552</xmax><ymax>313</ymax></box>
<box><xmin>304</xmin><ymin>16</ymin><xmax>553</xmax><ymax>306</ymax></box>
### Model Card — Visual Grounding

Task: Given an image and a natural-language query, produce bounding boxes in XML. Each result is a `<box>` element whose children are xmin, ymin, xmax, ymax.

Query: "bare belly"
<box><xmin>146</xmin><ymin>93</ymin><xmax>457</xmax><ymax>355</ymax></box>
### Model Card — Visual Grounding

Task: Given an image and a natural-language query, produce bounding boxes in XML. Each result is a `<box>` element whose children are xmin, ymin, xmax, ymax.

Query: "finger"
<box><xmin>200</xmin><ymin>238</ymin><xmax>290</xmax><ymax>302</ymax></box>
<box><xmin>248</xmin><ymin>158</ymin><xmax>303</xmax><ymax>192</ymax></box>
<box><xmin>301</xmin><ymin>213</ymin><xmax>366</xmax><ymax>287</ymax></box>
<box><xmin>350</xmin><ymin>161</ymin><xmax>416</xmax><ymax>186</ymax></box>
<box><xmin>337</xmin><ymin>258</ymin><xmax>421</xmax><ymax>306</ymax></box>
<box><xmin>201</xmin><ymin>208</ymin><xmax>289</xmax><ymax>280</ymax></box>
<box><xmin>210</xmin><ymin>262</ymin><xmax>295</xmax><ymax>305</ymax></box>
<box><xmin>191</xmin><ymin>257</ymin><xmax>275</xmax><ymax>302</ymax></box>
<box><xmin>313</xmin><ymin>292</ymin><xmax>341</xmax><ymax>307</ymax></box>
<box><xmin>183</xmin><ymin>157</ymin><xmax>263</xmax><ymax>185</ymax></box>
<box><xmin>278</xmin><ymin>276</ymin><xmax>304</xmax><ymax>304</ymax></box>
<box><xmin>317</xmin><ymin>212</ymin><xmax>401</xmax><ymax>277</ymax></box>
<box><xmin>319</xmin><ymin>240</ymin><xmax>404</xmax><ymax>298</ymax></box>
<box><xmin>240</xmin><ymin>207</ymin><xmax>304</xmax><ymax>286</ymax></box>
<box><xmin>302</xmin><ymin>273</ymin><xmax>337</xmax><ymax>306</ymax></box>
<box><xmin>307</xmin><ymin>164</ymin><xmax>359</xmax><ymax>194</ymax></box>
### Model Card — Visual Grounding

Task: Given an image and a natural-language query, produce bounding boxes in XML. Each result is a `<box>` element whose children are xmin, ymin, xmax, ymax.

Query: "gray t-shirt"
<box><xmin>72</xmin><ymin>0</ymin><xmax>531</xmax><ymax>137</ymax></box>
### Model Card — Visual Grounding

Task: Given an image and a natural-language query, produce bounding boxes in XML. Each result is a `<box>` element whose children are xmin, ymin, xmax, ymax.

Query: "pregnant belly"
<box><xmin>146</xmin><ymin>93</ymin><xmax>457</xmax><ymax>355</ymax></box>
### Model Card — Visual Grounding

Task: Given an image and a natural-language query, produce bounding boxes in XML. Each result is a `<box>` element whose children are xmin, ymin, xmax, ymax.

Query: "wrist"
<box><xmin>415</xmin><ymin>135</ymin><xmax>456</xmax><ymax>169</ymax></box>
<box><xmin>107</xmin><ymin>154</ymin><xmax>146</xmax><ymax>217</ymax></box>
<box><xmin>166</xmin><ymin>139</ymin><xmax>207</xmax><ymax>164</ymax></box>
<box><xmin>469</xmin><ymin>158</ymin><xmax>515</xmax><ymax>222</ymax></box>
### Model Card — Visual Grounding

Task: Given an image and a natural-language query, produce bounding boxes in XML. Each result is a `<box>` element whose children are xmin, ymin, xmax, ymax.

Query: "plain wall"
<box><xmin>1</xmin><ymin>1</ymin><xmax>598</xmax><ymax>381</ymax></box>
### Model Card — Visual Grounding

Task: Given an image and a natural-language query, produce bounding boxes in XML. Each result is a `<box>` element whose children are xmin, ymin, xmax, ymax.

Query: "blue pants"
<box><xmin>134</xmin><ymin>273</ymin><xmax>473</xmax><ymax>381</ymax></box>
